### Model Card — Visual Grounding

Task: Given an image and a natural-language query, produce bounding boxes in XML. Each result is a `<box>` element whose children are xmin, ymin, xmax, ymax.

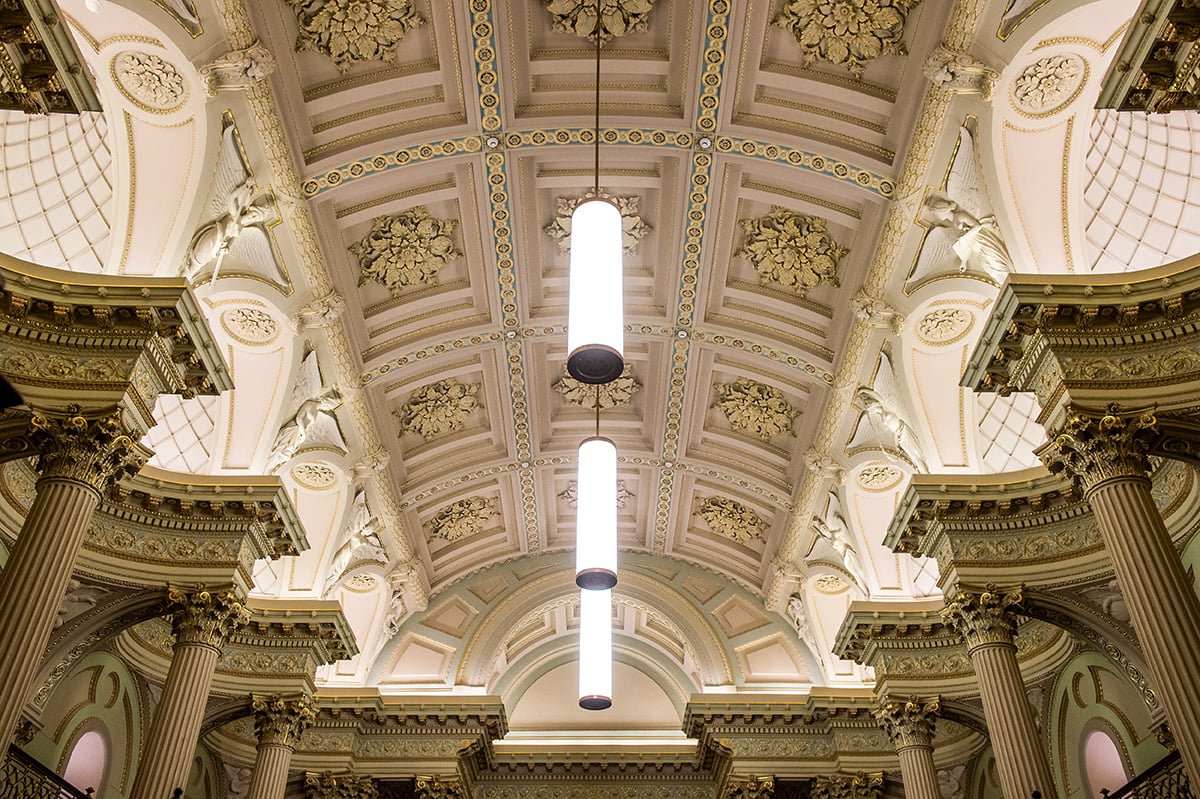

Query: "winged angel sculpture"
<box><xmin>185</xmin><ymin>120</ymin><xmax>287</xmax><ymax>286</ymax></box>
<box><xmin>806</xmin><ymin>490</ymin><xmax>868</xmax><ymax>590</ymax></box>
<box><xmin>847</xmin><ymin>353</ymin><xmax>929</xmax><ymax>472</ymax></box>
<box><xmin>323</xmin><ymin>488</ymin><xmax>388</xmax><ymax>596</ymax></box>
<box><xmin>908</xmin><ymin>126</ymin><xmax>1015</xmax><ymax>288</ymax></box>
<box><xmin>265</xmin><ymin>349</ymin><xmax>346</xmax><ymax>472</ymax></box>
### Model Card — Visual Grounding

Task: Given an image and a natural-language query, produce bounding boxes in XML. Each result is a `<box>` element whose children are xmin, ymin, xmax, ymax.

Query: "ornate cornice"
<box><xmin>167</xmin><ymin>587</ymin><xmax>251</xmax><ymax>650</ymax></box>
<box><xmin>28</xmin><ymin>408</ymin><xmax>146</xmax><ymax>492</ymax></box>
<box><xmin>874</xmin><ymin>697</ymin><xmax>939</xmax><ymax>751</ymax></box>
<box><xmin>253</xmin><ymin>693</ymin><xmax>316</xmax><ymax>749</ymax></box>
<box><xmin>941</xmin><ymin>585</ymin><xmax>1024</xmax><ymax>652</ymax></box>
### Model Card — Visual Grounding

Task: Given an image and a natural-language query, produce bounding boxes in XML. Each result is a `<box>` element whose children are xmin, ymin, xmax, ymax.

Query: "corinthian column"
<box><xmin>130</xmin><ymin>588</ymin><xmax>250</xmax><ymax>799</ymax></box>
<box><xmin>247</xmin><ymin>694</ymin><xmax>315</xmax><ymax>799</ymax></box>
<box><xmin>1041</xmin><ymin>407</ymin><xmax>1200</xmax><ymax>786</ymax></box>
<box><xmin>0</xmin><ymin>409</ymin><xmax>145</xmax><ymax>744</ymax></box>
<box><xmin>875</xmin><ymin>697</ymin><xmax>940</xmax><ymax>799</ymax></box>
<box><xmin>942</xmin><ymin>587</ymin><xmax>1055</xmax><ymax>799</ymax></box>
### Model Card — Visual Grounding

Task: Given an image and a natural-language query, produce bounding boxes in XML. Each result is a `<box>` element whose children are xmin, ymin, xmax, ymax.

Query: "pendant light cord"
<box><xmin>593</xmin><ymin>0</ymin><xmax>601</xmax><ymax>195</ymax></box>
<box><xmin>595</xmin><ymin>385</ymin><xmax>601</xmax><ymax>438</ymax></box>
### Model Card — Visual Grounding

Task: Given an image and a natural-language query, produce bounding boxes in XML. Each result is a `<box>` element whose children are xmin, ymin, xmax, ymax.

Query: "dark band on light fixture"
<box><xmin>575</xmin><ymin>567</ymin><xmax>617</xmax><ymax>591</ymax></box>
<box><xmin>567</xmin><ymin>344</ymin><xmax>623</xmax><ymax>385</ymax></box>
<box><xmin>579</xmin><ymin>694</ymin><xmax>612</xmax><ymax>711</ymax></box>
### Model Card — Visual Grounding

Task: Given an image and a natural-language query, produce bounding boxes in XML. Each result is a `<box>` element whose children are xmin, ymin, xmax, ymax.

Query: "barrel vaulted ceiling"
<box><xmin>0</xmin><ymin>0</ymin><xmax>1184</xmax><ymax>748</ymax></box>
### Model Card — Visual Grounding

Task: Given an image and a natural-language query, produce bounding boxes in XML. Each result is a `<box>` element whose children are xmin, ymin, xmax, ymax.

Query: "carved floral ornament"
<box><xmin>713</xmin><ymin>377</ymin><xmax>800</xmax><ymax>440</ymax></box>
<box><xmin>915</xmin><ymin>307</ymin><xmax>972</xmax><ymax>345</ymax></box>
<box><xmin>287</xmin><ymin>0</ymin><xmax>425</xmax><ymax>72</ymax></box>
<box><xmin>220</xmin><ymin>306</ymin><xmax>279</xmax><ymax>345</ymax></box>
<box><xmin>395</xmin><ymin>378</ymin><xmax>480</xmax><ymax>441</ymax></box>
<box><xmin>559</xmin><ymin>480</ymin><xmax>633</xmax><ymax>509</ymax></box>
<box><xmin>546</xmin><ymin>193</ymin><xmax>651</xmax><ymax>255</ymax></box>
<box><xmin>553</xmin><ymin>364</ymin><xmax>640</xmax><ymax>408</ymax></box>
<box><xmin>430</xmin><ymin>496</ymin><xmax>499</xmax><ymax>542</ymax></box>
<box><xmin>737</xmin><ymin>208</ymin><xmax>848</xmax><ymax>297</ymax></box>
<box><xmin>351</xmin><ymin>207</ymin><xmax>461</xmax><ymax>296</ymax></box>
<box><xmin>545</xmin><ymin>0</ymin><xmax>659</xmax><ymax>45</ymax></box>
<box><xmin>856</xmin><ymin>463</ymin><xmax>902</xmax><ymax>491</ymax></box>
<box><xmin>113</xmin><ymin>51</ymin><xmax>188</xmax><ymax>111</ymax></box>
<box><xmin>773</xmin><ymin>0</ymin><xmax>922</xmax><ymax>78</ymax></box>
<box><xmin>697</xmin><ymin>496</ymin><xmax>766</xmax><ymax>544</ymax></box>
<box><xmin>1010</xmin><ymin>53</ymin><xmax>1086</xmax><ymax>116</ymax></box>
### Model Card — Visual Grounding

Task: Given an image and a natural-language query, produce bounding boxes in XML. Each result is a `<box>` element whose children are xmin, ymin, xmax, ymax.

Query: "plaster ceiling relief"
<box><xmin>111</xmin><ymin>51</ymin><xmax>189</xmax><ymax>113</ymax></box>
<box><xmin>544</xmin><ymin>0</ymin><xmax>659</xmax><ymax>44</ymax></box>
<box><xmin>712</xmin><ymin>378</ymin><xmax>800</xmax><ymax>441</ymax></box>
<box><xmin>737</xmin><ymin>207</ymin><xmax>848</xmax><ymax>297</ymax></box>
<box><xmin>219</xmin><ymin>306</ymin><xmax>281</xmax><ymax>346</ymax></box>
<box><xmin>286</xmin><ymin>0</ymin><xmax>425</xmax><ymax>72</ymax></box>
<box><xmin>855</xmin><ymin>463</ymin><xmax>903</xmax><ymax>492</ymax></box>
<box><xmin>395</xmin><ymin>378</ymin><xmax>481</xmax><ymax>441</ymax></box>
<box><xmin>773</xmin><ymin>0</ymin><xmax>922</xmax><ymax>78</ymax></box>
<box><xmin>545</xmin><ymin>193</ymin><xmax>652</xmax><ymax>255</ymax></box>
<box><xmin>290</xmin><ymin>462</ymin><xmax>339</xmax><ymax>490</ymax></box>
<box><xmin>553</xmin><ymin>364</ymin><xmax>641</xmax><ymax>408</ymax></box>
<box><xmin>350</xmin><ymin>207</ymin><xmax>461</xmax><ymax>296</ymax></box>
<box><xmin>696</xmin><ymin>496</ymin><xmax>767</xmax><ymax>545</ymax></box>
<box><xmin>429</xmin><ymin>496</ymin><xmax>500</xmax><ymax>543</ymax></box>
<box><xmin>914</xmin><ymin>307</ymin><xmax>972</xmax><ymax>346</ymax></box>
<box><xmin>1009</xmin><ymin>53</ymin><xmax>1087</xmax><ymax>118</ymax></box>
<box><xmin>559</xmin><ymin>480</ymin><xmax>634</xmax><ymax>509</ymax></box>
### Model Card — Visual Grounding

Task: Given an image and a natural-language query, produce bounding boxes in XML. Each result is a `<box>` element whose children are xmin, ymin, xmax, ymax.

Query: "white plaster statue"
<box><xmin>322</xmin><ymin>489</ymin><xmax>387</xmax><ymax>596</ymax></box>
<box><xmin>856</xmin><ymin>386</ymin><xmax>928</xmax><ymax>472</ymax></box>
<box><xmin>785</xmin><ymin>592</ymin><xmax>820</xmax><ymax>655</ymax></box>
<box><xmin>810</xmin><ymin>491</ymin><xmax>868</xmax><ymax>588</ymax></box>
<box><xmin>291</xmin><ymin>290</ymin><xmax>347</xmax><ymax>333</ymax></box>
<box><xmin>919</xmin><ymin>192</ymin><xmax>1014</xmax><ymax>285</ymax></box>
<box><xmin>850</xmin><ymin>290</ymin><xmax>904</xmax><ymax>335</ymax></box>
<box><xmin>266</xmin><ymin>349</ymin><xmax>347</xmax><ymax>472</ymax></box>
<box><xmin>186</xmin><ymin>179</ymin><xmax>276</xmax><ymax>282</ymax></box>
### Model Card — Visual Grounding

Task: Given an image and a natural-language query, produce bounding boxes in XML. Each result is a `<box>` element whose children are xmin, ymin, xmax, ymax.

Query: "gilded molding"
<box><xmin>253</xmin><ymin>693</ymin><xmax>316</xmax><ymax>749</ymax></box>
<box><xmin>726</xmin><ymin>776</ymin><xmax>774</xmax><ymax>799</ymax></box>
<box><xmin>167</xmin><ymin>587</ymin><xmax>251</xmax><ymax>649</ymax></box>
<box><xmin>874</xmin><ymin>696</ymin><xmax>939</xmax><ymax>750</ymax></box>
<box><xmin>811</xmin><ymin>773</ymin><xmax>884</xmax><ymax>799</ymax></box>
<box><xmin>416</xmin><ymin>776</ymin><xmax>465</xmax><ymax>799</ymax></box>
<box><xmin>941</xmin><ymin>585</ymin><xmax>1024</xmax><ymax>651</ymax></box>
<box><xmin>29</xmin><ymin>408</ymin><xmax>146</xmax><ymax>492</ymax></box>
<box><xmin>1039</xmin><ymin>406</ymin><xmax>1157</xmax><ymax>494</ymax></box>
<box><xmin>304</xmin><ymin>770</ymin><xmax>378</xmax><ymax>799</ymax></box>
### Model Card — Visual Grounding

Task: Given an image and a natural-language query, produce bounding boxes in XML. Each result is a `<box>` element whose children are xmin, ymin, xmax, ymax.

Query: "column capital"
<box><xmin>252</xmin><ymin>693</ymin><xmax>315</xmax><ymax>749</ymax></box>
<box><xmin>811</xmin><ymin>772</ymin><xmax>884</xmax><ymax>799</ymax></box>
<box><xmin>874</xmin><ymin>696</ymin><xmax>939</xmax><ymax>750</ymax></box>
<box><xmin>28</xmin><ymin>407</ymin><xmax>146</xmax><ymax>492</ymax></box>
<box><xmin>941</xmin><ymin>585</ymin><xmax>1024</xmax><ymax>651</ymax></box>
<box><xmin>726</xmin><ymin>776</ymin><xmax>774</xmax><ymax>799</ymax></box>
<box><xmin>1039</xmin><ymin>405</ymin><xmax>1157</xmax><ymax>495</ymax></box>
<box><xmin>304</xmin><ymin>771</ymin><xmax>378</xmax><ymax>799</ymax></box>
<box><xmin>415</xmin><ymin>777</ymin><xmax>466</xmax><ymax>799</ymax></box>
<box><xmin>167</xmin><ymin>587</ymin><xmax>250</xmax><ymax>649</ymax></box>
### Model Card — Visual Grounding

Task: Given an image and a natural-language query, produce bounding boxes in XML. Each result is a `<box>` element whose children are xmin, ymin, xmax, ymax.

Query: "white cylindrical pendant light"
<box><xmin>566</xmin><ymin>198</ymin><xmax>624</xmax><ymax>384</ymax></box>
<box><xmin>575</xmin><ymin>436</ymin><xmax>618</xmax><ymax>590</ymax></box>
<box><xmin>578</xmin><ymin>588</ymin><xmax>612</xmax><ymax>710</ymax></box>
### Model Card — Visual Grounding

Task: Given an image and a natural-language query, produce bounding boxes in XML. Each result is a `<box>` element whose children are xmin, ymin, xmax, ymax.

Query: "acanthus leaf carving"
<box><xmin>29</xmin><ymin>408</ymin><xmax>147</xmax><ymax>492</ymax></box>
<box><xmin>395</xmin><ymin>378</ymin><xmax>480</xmax><ymax>441</ymax></box>
<box><xmin>559</xmin><ymin>480</ymin><xmax>633</xmax><ymax>510</ymax></box>
<box><xmin>252</xmin><ymin>693</ymin><xmax>316</xmax><ymax>748</ymax></box>
<box><xmin>351</xmin><ymin>207</ymin><xmax>460</xmax><ymax>295</ymax></box>
<box><xmin>874</xmin><ymin>696</ymin><xmax>939</xmax><ymax>750</ymax></box>
<box><xmin>923</xmin><ymin>44</ymin><xmax>998</xmax><ymax>100</ymax></box>
<box><xmin>713</xmin><ymin>377</ymin><xmax>799</xmax><ymax>440</ymax></box>
<box><xmin>287</xmin><ymin>0</ymin><xmax>424</xmax><ymax>73</ymax></box>
<box><xmin>941</xmin><ymin>583</ymin><xmax>1025</xmax><ymax>651</ymax></box>
<box><xmin>697</xmin><ymin>496</ymin><xmax>766</xmax><ymax>544</ymax></box>
<box><xmin>545</xmin><ymin>192</ymin><xmax>651</xmax><ymax>255</ymax></box>
<box><xmin>553</xmin><ymin>364</ymin><xmax>640</xmax><ymax>408</ymax></box>
<box><xmin>430</xmin><ymin>496</ymin><xmax>499</xmax><ymax>542</ymax></box>
<box><xmin>167</xmin><ymin>586</ymin><xmax>251</xmax><ymax>649</ymax></box>
<box><xmin>544</xmin><ymin>0</ymin><xmax>659</xmax><ymax>44</ymax></box>
<box><xmin>737</xmin><ymin>208</ymin><xmax>847</xmax><ymax>297</ymax></box>
<box><xmin>773</xmin><ymin>0</ymin><xmax>922</xmax><ymax>78</ymax></box>
<box><xmin>199</xmin><ymin>41</ymin><xmax>277</xmax><ymax>96</ymax></box>
<box><xmin>1039</xmin><ymin>406</ymin><xmax>1158</xmax><ymax>494</ymax></box>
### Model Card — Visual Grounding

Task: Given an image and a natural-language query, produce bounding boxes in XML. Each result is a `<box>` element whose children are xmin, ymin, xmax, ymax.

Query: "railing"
<box><xmin>1103</xmin><ymin>750</ymin><xmax>1191</xmax><ymax>799</ymax></box>
<box><xmin>0</xmin><ymin>745</ymin><xmax>91</xmax><ymax>799</ymax></box>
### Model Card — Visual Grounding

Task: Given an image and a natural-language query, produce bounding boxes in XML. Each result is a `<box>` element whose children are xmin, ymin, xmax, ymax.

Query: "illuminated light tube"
<box><xmin>575</xmin><ymin>436</ymin><xmax>618</xmax><ymax>590</ymax></box>
<box><xmin>578</xmin><ymin>588</ymin><xmax>612</xmax><ymax>710</ymax></box>
<box><xmin>566</xmin><ymin>198</ymin><xmax>624</xmax><ymax>385</ymax></box>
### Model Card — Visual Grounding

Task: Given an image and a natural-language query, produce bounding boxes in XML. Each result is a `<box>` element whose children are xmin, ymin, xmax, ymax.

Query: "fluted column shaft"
<box><xmin>943</xmin><ymin>589</ymin><xmax>1055</xmax><ymax>799</ymax></box>
<box><xmin>0</xmin><ymin>478</ymin><xmax>99</xmax><ymax>743</ymax></box>
<box><xmin>1042</xmin><ymin>408</ymin><xmax>1200</xmax><ymax>790</ymax></box>
<box><xmin>0</xmin><ymin>410</ymin><xmax>144</xmax><ymax>745</ymax></box>
<box><xmin>130</xmin><ymin>590</ymin><xmax>249</xmax><ymax>799</ymax></box>
<box><xmin>875</xmin><ymin>697</ymin><xmax>940</xmax><ymax>799</ymax></box>
<box><xmin>247</xmin><ymin>695</ymin><xmax>315</xmax><ymax>799</ymax></box>
<box><xmin>248</xmin><ymin>743</ymin><xmax>294</xmax><ymax>799</ymax></box>
<box><xmin>1088</xmin><ymin>475</ymin><xmax>1200</xmax><ymax>788</ymax></box>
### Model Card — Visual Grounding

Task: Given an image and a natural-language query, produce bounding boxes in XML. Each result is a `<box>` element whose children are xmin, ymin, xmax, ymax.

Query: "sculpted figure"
<box><xmin>186</xmin><ymin>179</ymin><xmax>276</xmax><ymax>281</ymax></box>
<box><xmin>323</xmin><ymin>489</ymin><xmax>386</xmax><ymax>596</ymax></box>
<box><xmin>266</xmin><ymin>350</ymin><xmax>347</xmax><ymax>472</ymax></box>
<box><xmin>919</xmin><ymin>192</ymin><xmax>1013</xmax><ymax>285</ymax></box>
<box><xmin>923</xmin><ymin>44</ymin><xmax>998</xmax><ymax>100</ymax></box>
<box><xmin>856</xmin><ymin>386</ymin><xmax>928</xmax><ymax>472</ymax></box>
<box><xmin>810</xmin><ymin>491</ymin><xmax>868</xmax><ymax>588</ymax></box>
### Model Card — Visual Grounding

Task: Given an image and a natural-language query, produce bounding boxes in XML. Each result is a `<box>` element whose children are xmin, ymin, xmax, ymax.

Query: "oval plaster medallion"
<box><xmin>345</xmin><ymin>573</ymin><xmax>378</xmax><ymax>592</ymax></box>
<box><xmin>813</xmin><ymin>574</ymin><xmax>849</xmax><ymax>594</ymax></box>
<box><xmin>856</xmin><ymin>463</ymin><xmax>904</xmax><ymax>491</ymax></box>
<box><xmin>219</xmin><ymin>307</ymin><xmax>280</xmax><ymax>346</ymax></box>
<box><xmin>1010</xmin><ymin>53</ymin><xmax>1087</xmax><ymax>117</ymax></box>
<box><xmin>915</xmin><ymin>307</ymin><xmax>973</xmax><ymax>346</ymax></box>
<box><xmin>290</xmin><ymin>462</ymin><xmax>337</xmax><ymax>489</ymax></box>
<box><xmin>113</xmin><ymin>51</ymin><xmax>188</xmax><ymax>112</ymax></box>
